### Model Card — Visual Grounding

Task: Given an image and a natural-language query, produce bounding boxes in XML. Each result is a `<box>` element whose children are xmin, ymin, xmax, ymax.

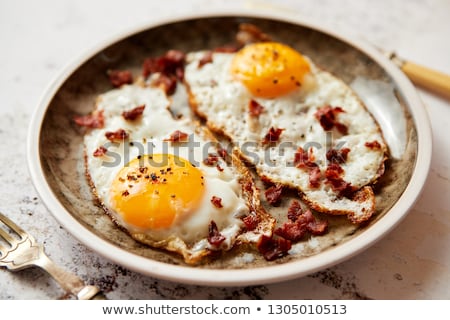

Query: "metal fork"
<box><xmin>0</xmin><ymin>212</ymin><xmax>105</xmax><ymax>299</ymax></box>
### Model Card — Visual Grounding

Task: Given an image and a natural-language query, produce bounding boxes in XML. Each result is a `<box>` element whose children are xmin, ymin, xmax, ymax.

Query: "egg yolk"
<box><xmin>110</xmin><ymin>154</ymin><xmax>205</xmax><ymax>230</ymax></box>
<box><xmin>230</xmin><ymin>42</ymin><xmax>310</xmax><ymax>98</ymax></box>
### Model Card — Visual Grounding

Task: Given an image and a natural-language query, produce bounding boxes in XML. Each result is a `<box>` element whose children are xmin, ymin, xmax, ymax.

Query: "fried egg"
<box><xmin>184</xmin><ymin>42</ymin><xmax>387</xmax><ymax>223</ymax></box>
<box><xmin>83</xmin><ymin>84</ymin><xmax>274</xmax><ymax>264</ymax></box>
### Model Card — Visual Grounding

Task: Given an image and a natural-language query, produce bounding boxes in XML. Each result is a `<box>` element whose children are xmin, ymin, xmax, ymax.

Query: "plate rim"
<box><xmin>27</xmin><ymin>9</ymin><xmax>432</xmax><ymax>286</ymax></box>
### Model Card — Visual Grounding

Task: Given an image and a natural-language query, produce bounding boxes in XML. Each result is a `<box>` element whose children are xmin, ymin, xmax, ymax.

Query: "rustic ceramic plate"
<box><xmin>27</xmin><ymin>11</ymin><xmax>431</xmax><ymax>286</ymax></box>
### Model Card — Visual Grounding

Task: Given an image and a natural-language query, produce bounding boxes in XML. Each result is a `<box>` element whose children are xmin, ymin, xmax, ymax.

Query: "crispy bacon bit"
<box><xmin>309</xmin><ymin>166</ymin><xmax>322</xmax><ymax>188</ymax></box>
<box><xmin>207</xmin><ymin>221</ymin><xmax>225</xmax><ymax>246</ymax></box>
<box><xmin>325</xmin><ymin>163</ymin><xmax>355</xmax><ymax>197</ymax></box>
<box><xmin>236</xmin><ymin>23</ymin><xmax>272</xmax><ymax>45</ymax></box>
<box><xmin>216</xmin><ymin>164</ymin><xmax>224</xmax><ymax>172</ymax></box>
<box><xmin>203</xmin><ymin>153</ymin><xmax>219</xmax><ymax>166</ymax></box>
<box><xmin>248</xmin><ymin>99</ymin><xmax>265</xmax><ymax>117</ymax></box>
<box><xmin>262</xmin><ymin>127</ymin><xmax>284</xmax><ymax>144</ymax></box>
<box><xmin>218</xmin><ymin>148</ymin><xmax>228</xmax><ymax>159</ymax></box>
<box><xmin>105</xmin><ymin>129</ymin><xmax>129</xmax><ymax>141</ymax></box>
<box><xmin>122</xmin><ymin>190</ymin><xmax>129</xmax><ymax>197</ymax></box>
<box><xmin>326</xmin><ymin>147</ymin><xmax>350</xmax><ymax>164</ymax></box>
<box><xmin>294</xmin><ymin>147</ymin><xmax>314</xmax><ymax>168</ymax></box>
<box><xmin>152</xmin><ymin>74</ymin><xmax>178</xmax><ymax>95</ymax></box>
<box><xmin>142</xmin><ymin>50</ymin><xmax>185</xmax><ymax>79</ymax></box>
<box><xmin>257</xmin><ymin>235</ymin><xmax>291</xmax><ymax>261</ymax></box>
<box><xmin>107</xmin><ymin>70</ymin><xmax>133</xmax><ymax>88</ymax></box>
<box><xmin>198</xmin><ymin>51</ymin><xmax>213</xmax><ymax>68</ymax></box>
<box><xmin>242</xmin><ymin>214</ymin><xmax>259</xmax><ymax>231</ymax></box>
<box><xmin>275</xmin><ymin>201</ymin><xmax>328</xmax><ymax>242</ymax></box>
<box><xmin>265</xmin><ymin>184</ymin><xmax>284</xmax><ymax>206</ymax></box>
<box><xmin>93</xmin><ymin>146</ymin><xmax>107</xmax><ymax>157</ymax></box>
<box><xmin>122</xmin><ymin>105</ymin><xmax>145</xmax><ymax>120</ymax></box>
<box><xmin>294</xmin><ymin>147</ymin><xmax>322</xmax><ymax>188</ymax></box>
<box><xmin>164</xmin><ymin>130</ymin><xmax>189</xmax><ymax>143</ymax></box>
<box><xmin>73</xmin><ymin>110</ymin><xmax>104</xmax><ymax>129</ymax></box>
<box><xmin>287</xmin><ymin>201</ymin><xmax>303</xmax><ymax>221</ymax></box>
<box><xmin>365</xmin><ymin>140</ymin><xmax>381</xmax><ymax>150</ymax></box>
<box><xmin>315</xmin><ymin>105</ymin><xmax>348</xmax><ymax>134</ymax></box>
<box><xmin>211</xmin><ymin>196</ymin><xmax>223</xmax><ymax>208</ymax></box>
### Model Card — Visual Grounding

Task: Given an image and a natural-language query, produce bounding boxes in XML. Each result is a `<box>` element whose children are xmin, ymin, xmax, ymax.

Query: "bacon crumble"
<box><xmin>207</xmin><ymin>221</ymin><xmax>226</xmax><ymax>246</ymax></box>
<box><xmin>326</xmin><ymin>147</ymin><xmax>350</xmax><ymax>164</ymax></box>
<box><xmin>257</xmin><ymin>235</ymin><xmax>291</xmax><ymax>261</ymax></box>
<box><xmin>294</xmin><ymin>147</ymin><xmax>321</xmax><ymax>188</ymax></box>
<box><xmin>365</xmin><ymin>140</ymin><xmax>382</xmax><ymax>150</ymax></box>
<box><xmin>93</xmin><ymin>146</ymin><xmax>108</xmax><ymax>157</ymax></box>
<box><xmin>264</xmin><ymin>184</ymin><xmax>284</xmax><ymax>206</ymax></box>
<box><xmin>315</xmin><ymin>105</ymin><xmax>348</xmax><ymax>134</ymax></box>
<box><xmin>262</xmin><ymin>127</ymin><xmax>284</xmax><ymax>144</ymax></box>
<box><xmin>248</xmin><ymin>99</ymin><xmax>265</xmax><ymax>117</ymax></box>
<box><xmin>211</xmin><ymin>196</ymin><xmax>223</xmax><ymax>208</ymax></box>
<box><xmin>107</xmin><ymin>70</ymin><xmax>133</xmax><ymax>88</ymax></box>
<box><xmin>203</xmin><ymin>154</ymin><xmax>219</xmax><ymax>166</ymax></box>
<box><xmin>242</xmin><ymin>214</ymin><xmax>260</xmax><ymax>231</ymax></box>
<box><xmin>142</xmin><ymin>50</ymin><xmax>185</xmax><ymax>95</ymax></box>
<box><xmin>198</xmin><ymin>51</ymin><xmax>213</xmax><ymax>68</ymax></box>
<box><xmin>152</xmin><ymin>74</ymin><xmax>178</xmax><ymax>95</ymax></box>
<box><xmin>73</xmin><ymin>111</ymin><xmax>104</xmax><ymax>129</ymax></box>
<box><xmin>275</xmin><ymin>201</ymin><xmax>328</xmax><ymax>242</ymax></box>
<box><xmin>163</xmin><ymin>130</ymin><xmax>189</xmax><ymax>143</ymax></box>
<box><xmin>142</xmin><ymin>50</ymin><xmax>185</xmax><ymax>79</ymax></box>
<box><xmin>122</xmin><ymin>105</ymin><xmax>145</xmax><ymax>121</ymax></box>
<box><xmin>105</xmin><ymin>129</ymin><xmax>129</xmax><ymax>141</ymax></box>
<box><xmin>325</xmin><ymin>163</ymin><xmax>355</xmax><ymax>197</ymax></box>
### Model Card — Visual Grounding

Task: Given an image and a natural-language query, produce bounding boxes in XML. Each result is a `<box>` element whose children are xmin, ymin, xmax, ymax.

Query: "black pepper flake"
<box><xmin>137</xmin><ymin>155</ymin><xmax>142</xmax><ymax>159</ymax></box>
<box><xmin>295</xmin><ymin>81</ymin><xmax>301</xmax><ymax>87</ymax></box>
<box><xmin>273</xmin><ymin>79</ymin><xmax>278</xmax><ymax>84</ymax></box>
<box><xmin>145</xmin><ymin>175</ymin><xmax>150</xmax><ymax>179</ymax></box>
<box><xmin>150</xmin><ymin>173</ymin><xmax>158</xmax><ymax>181</ymax></box>
<box><xmin>129</xmin><ymin>142</ymin><xmax>134</xmax><ymax>146</ymax></box>
<box><xmin>166</xmin><ymin>168</ymin><xmax>171</xmax><ymax>172</ymax></box>
<box><xmin>171</xmin><ymin>194</ymin><xmax>176</xmax><ymax>198</ymax></box>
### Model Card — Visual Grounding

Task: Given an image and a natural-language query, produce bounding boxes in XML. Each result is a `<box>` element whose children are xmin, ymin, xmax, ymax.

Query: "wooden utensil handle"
<box><xmin>401</xmin><ymin>61</ymin><xmax>450</xmax><ymax>100</ymax></box>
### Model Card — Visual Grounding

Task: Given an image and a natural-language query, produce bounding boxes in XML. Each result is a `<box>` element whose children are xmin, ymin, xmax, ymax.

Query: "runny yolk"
<box><xmin>230</xmin><ymin>42</ymin><xmax>310</xmax><ymax>98</ymax></box>
<box><xmin>110</xmin><ymin>154</ymin><xmax>205</xmax><ymax>229</ymax></box>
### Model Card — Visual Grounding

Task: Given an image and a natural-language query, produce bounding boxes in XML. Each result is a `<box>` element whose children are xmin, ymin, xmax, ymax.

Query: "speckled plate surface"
<box><xmin>28</xmin><ymin>11</ymin><xmax>431</xmax><ymax>286</ymax></box>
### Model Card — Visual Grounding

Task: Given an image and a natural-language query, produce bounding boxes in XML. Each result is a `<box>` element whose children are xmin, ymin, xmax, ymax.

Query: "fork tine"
<box><xmin>0</xmin><ymin>227</ymin><xmax>15</xmax><ymax>245</ymax></box>
<box><xmin>0</xmin><ymin>240</ymin><xmax>7</xmax><ymax>254</ymax></box>
<box><xmin>0</xmin><ymin>212</ymin><xmax>27</xmax><ymax>238</ymax></box>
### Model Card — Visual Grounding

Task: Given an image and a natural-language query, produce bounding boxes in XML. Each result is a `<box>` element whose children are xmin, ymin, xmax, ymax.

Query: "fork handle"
<box><xmin>35</xmin><ymin>253</ymin><xmax>103</xmax><ymax>300</ymax></box>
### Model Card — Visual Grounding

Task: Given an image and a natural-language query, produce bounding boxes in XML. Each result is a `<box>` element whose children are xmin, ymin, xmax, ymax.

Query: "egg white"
<box><xmin>83</xmin><ymin>84</ymin><xmax>267</xmax><ymax>263</ymax></box>
<box><xmin>184</xmin><ymin>51</ymin><xmax>387</xmax><ymax>223</ymax></box>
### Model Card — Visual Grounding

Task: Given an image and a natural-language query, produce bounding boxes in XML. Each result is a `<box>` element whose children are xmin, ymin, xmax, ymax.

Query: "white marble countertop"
<box><xmin>1</xmin><ymin>0</ymin><xmax>449</xmax><ymax>299</ymax></box>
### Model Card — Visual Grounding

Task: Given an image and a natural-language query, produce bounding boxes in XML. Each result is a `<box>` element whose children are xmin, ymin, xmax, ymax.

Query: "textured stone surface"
<box><xmin>0</xmin><ymin>0</ymin><xmax>449</xmax><ymax>299</ymax></box>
